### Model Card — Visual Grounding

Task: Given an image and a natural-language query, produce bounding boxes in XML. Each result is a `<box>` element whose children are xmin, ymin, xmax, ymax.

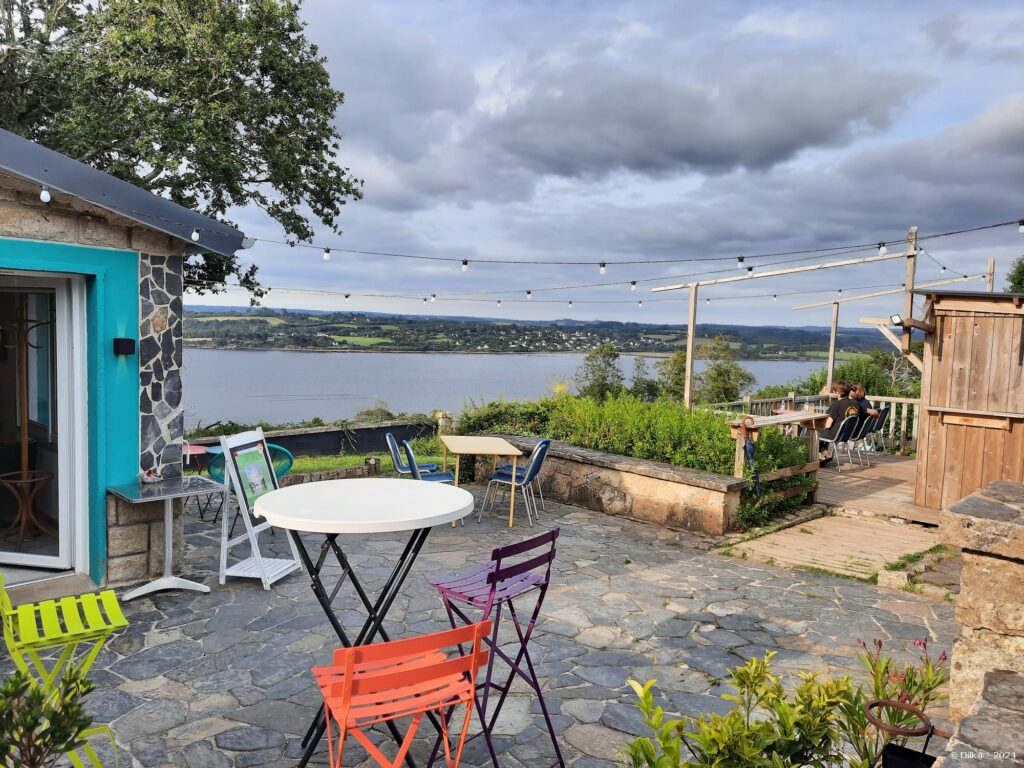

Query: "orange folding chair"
<box><xmin>313</xmin><ymin>620</ymin><xmax>491</xmax><ymax>768</ymax></box>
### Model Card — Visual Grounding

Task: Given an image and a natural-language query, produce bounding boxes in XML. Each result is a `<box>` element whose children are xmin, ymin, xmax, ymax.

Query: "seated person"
<box><xmin>818</xmin><ymin>381</ymin><xmax>862</xmax><ymax>464</ymax></box>
<box><xmin>851</xmin><ymin>383</ymin><xmax>879</xmax><ymax>418</ymax></box>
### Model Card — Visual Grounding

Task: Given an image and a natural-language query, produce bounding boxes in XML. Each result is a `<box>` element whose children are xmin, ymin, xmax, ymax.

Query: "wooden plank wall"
<box><xmin>915</xmin><ymin>308</ymin><xmax>1024</xmax><ymax>509</ymax></box>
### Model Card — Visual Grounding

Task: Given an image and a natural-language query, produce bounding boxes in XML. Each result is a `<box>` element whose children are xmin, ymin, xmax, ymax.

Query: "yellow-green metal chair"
<box><xmin>1</xmin><ymin>573</ymin><xmax>127</xmax><ymax>765</ymax></box>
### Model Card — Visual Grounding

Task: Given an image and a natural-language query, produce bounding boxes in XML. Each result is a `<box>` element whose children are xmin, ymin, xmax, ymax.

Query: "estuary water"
<box><xmin>181</xmin><ymin>348</ymin><xmax>822</xmax><ymax>428</ymax></box>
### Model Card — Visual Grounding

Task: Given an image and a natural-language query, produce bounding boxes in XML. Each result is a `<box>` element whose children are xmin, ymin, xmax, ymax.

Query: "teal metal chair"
<box><xmin>210</xmin><ymin>443</ymin><xmax>294</xmax><ymax>534</ymax></box>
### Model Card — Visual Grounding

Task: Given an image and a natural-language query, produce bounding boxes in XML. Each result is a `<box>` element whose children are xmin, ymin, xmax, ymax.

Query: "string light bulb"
<box><xmin>941</xmin><ymin>265</ymin><xmax>946</xmax><ymax>273</ymax></box>
<box><xmin>568</xmin><ymin>300</ymin><xmax>573</xmax><ymax>309</ymax></box>
<box><xmin>772</xmin><ymin>294</ymin><xmax>777</xmax><ymax>302</ymax></box>
<box><xmin>423</xmin><ymin>297</ymin><xmax>428</xmax><ymax>305</ymax></box>
<box><xmin>638</xmin><ymin>300</ymin><xmax>643</xmax><ymax>308</ymax></box>
<box><xmin>430</xmin><ymin>294</ymin><xmax>436</xmax><ymax>302</ymax></box>
<box><xmin>599</xmin><ymin>262</ymin><xmax>606</xmax><ymax>275</ymax></box>
<box><xmin>497</xmin><ymin>300</ymin><xmax>502</xmax><ymax>307</ymax></box>
<box><xmin>838</xmin><ymin>288</ymin><xmax>843</xmax><ymax>296</ymax></box>
<box><xmin>630</xmin><ymin>281</ymin><xmax>637</xmax><ymax>292</ymax></box>
<box><xmin>1019</xmin><ymin>220</ymin><xmax>1024</xmax><ymax>234</ymax></box>
<box><xmin>746</xmin><ymin>266</ymin><xmax>753</xmax><ymax>273</ymax></box>
<box><xmin>190</xmin><ymin>228</ymin><xmax>200</xmax><ymax>242</ymax></box>
<box><xmin>344</xmin><ymin>294</ymin><xmax>351</xmax><ymax>302</ymax></box>
<box><xmin>526</xmin><ymin>290</ymin><xmax>532</xmax><ymax>300</ymax></box>
<box><xmin>322</xmin><ymin>248</ymin><xmax>331</xmax><ymax>262</ymax></box>
<box><xmin>706</xmin><ymin>297</ymin><xmax>711</xmax><ymax>305</ymax></box>
<box><xmin>737</xmin><ymin>256</ymin><xmax>745</xmax><ymax>269</ymax></box>
<box><xmin>39</xmin><ymin>185</ymin><xmax>51</xmax><ymax>203</ymax></box>
<box><xmin>461</xmin><ymin>259</ymin><xmax>469</xmax><ymax>272</ymax></box>
<box><xmin>878</xmin><ymin>242</ymin><xmax>888</xmax><ymax>256</ymax></box>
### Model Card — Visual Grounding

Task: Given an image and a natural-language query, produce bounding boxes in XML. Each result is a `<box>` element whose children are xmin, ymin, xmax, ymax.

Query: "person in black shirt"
<box><xmin>819</xmin><ymin>381</ymin><xmax>861</xmax><ymax>465</ymax></box>
<box><xmin>851</xmin><ymin>383</ymin><xmax>879</xmax><ymax>418</ymax></box>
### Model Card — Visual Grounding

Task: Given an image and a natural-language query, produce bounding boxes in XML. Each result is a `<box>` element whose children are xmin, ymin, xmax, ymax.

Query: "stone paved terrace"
<box><xmin>6</xmin><ymin>489</ymin><xmax>958</xmax><ymax>767</ymax></box>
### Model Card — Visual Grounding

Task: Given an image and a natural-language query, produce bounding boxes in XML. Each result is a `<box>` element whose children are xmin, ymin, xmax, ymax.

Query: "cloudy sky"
<box><xmin>192</xmin><ymin>0</ymin><xmax>1024</xmax><ymax>328</ymax></box>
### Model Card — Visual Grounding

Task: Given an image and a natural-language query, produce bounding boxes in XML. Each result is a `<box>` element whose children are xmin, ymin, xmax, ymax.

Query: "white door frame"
<box><xmin>0</xmin><ymin>272</ymin><xmax>89</xmax><ymax>571</ymax></box>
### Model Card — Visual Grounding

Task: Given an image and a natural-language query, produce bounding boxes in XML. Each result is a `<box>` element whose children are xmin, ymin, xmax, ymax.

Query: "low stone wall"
<box><xmin>937</xmin><ymin>670</ymin><xmax>1024</xmax><ymax>766</ymax></box>
<box><xmin>491</xmin><ymin>437</ymin><xmax>747</xmax><ymax>535</ymax></box>
<box><xmin>942</xmin><ymin>480</ymin><xmax>1024</xmax><ymax>720</ymax></box>
<box><xmin>105</xmin><ymin>495</ymin><xmax>183</xmax><ymax>586</ymax></box>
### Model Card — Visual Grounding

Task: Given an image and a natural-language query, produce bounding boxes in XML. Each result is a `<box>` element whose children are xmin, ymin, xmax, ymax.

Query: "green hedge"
<box><xmin>457</xmin><ymin>395</ymin><xmax>813</xmax><ymax>528</ymax></box>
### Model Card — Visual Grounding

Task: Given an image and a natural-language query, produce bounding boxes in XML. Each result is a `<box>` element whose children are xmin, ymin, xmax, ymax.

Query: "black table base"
<box><xmin>293</xmin><ymin>527</ymin><xmax>436</xmax><ymax>768</ymax></box>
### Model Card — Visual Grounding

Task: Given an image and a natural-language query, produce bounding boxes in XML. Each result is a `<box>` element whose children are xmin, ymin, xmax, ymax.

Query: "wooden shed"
<box><xmin>914</xmin><ymin>290</ymin><xmax>1024</xmax><ymax>509</ymax></box>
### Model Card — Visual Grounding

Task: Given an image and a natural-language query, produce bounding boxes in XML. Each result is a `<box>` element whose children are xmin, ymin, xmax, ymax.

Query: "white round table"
<box><xmin>253</xmin><ymin>477</ymin><xmax>474</xmax><ymax>767</ymax></box>
<box><xmin>254</xmin><ymin>476</ymin><xmax>474</xmax><ymax>533</ymax></box>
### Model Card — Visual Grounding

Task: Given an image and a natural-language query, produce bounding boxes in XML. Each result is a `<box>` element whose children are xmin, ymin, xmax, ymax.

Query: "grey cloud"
<box><xmin>922</xmin><ymin>14</ymin><xmax>969</xmax><ymax>59</ymax></box>
<box><xmin>469</xmin><ymin>59</ymin><xmax>924</xmax><ymax>179</ymax></box>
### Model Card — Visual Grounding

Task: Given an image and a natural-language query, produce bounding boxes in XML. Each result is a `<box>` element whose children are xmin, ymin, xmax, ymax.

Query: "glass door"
<box><xmin>0</xmin><ymin>276</ymin><xmax>75</xmax><ymax>570</ymax></box>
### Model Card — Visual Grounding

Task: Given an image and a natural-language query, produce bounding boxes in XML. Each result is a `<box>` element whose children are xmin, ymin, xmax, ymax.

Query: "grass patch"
<box><xmin>795</xmin><ymin>564</ymin><xmax>872</xmax><ymax>583</ymax></box>
<box><xmin>882</xmin><ymin>544</ymin><xmax>953</xmax><ymax>572</ymax></box>
<box><xmin>799</xmin><ymin>527</ymin><xmax>814</xmax><ymax>534</ymax></box>
<box><xmin>330</xmin><ymin>335</ymin><xmax>394</xmax><ymax>346</ymax></box>
<box><xmin>192</xmin><ymin>315</ymin><xmax>285</xmax><ymax>325</ymax></box>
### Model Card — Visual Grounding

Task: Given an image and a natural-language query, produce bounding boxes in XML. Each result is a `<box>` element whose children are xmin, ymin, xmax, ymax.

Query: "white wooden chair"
<box><xmin>218</xmin><ymin>429</ymin><xmax>302</xmax><ymax>590</ymax></box>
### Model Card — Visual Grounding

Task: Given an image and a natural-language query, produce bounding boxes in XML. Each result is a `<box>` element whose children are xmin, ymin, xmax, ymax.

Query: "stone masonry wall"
<box><xmin>105</xmin><ymin>495</ymin><xmax>184</xmax><ymax>585</ymax></box>
<box><xmin>139</xmin><ymin>253</ymin><xmax>184</xmax><ymax>479</ymax></box>
<box><xmin>941</xmin><ymin>480</ymin><xmax>1024</xmax><ymax>720</ymax></box>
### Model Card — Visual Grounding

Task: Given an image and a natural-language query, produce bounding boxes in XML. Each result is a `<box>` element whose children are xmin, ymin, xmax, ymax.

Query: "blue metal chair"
<box><xmin>497</xmin><ymin>440</ymin><xmax>550</xmax><ymax>514</ymax></box>
<box><xmin>481</xmin><ymin>439</ymin><xmax>551</xmax><ymax>526</ymax></box>
<box><xmin>819</xmin><ymin>415</ymin><xmax>860</xmax><ymax>473</ymax></box>
<box><xmin>386</xmin><ymin>432</ymin><xmax>438</xmax><ymax>476</ymax></box>
<box><xmin>402</xmin><ymin>440</ymin><xmax>455</xmax><ymax>483</ymax></box>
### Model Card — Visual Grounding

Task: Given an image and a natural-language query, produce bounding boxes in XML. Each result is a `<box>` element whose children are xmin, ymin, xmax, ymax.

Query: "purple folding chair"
<box><xmin>427</xmin><ymin>528</ymin><xmax>564</xmax><ymax>768</ymax></box>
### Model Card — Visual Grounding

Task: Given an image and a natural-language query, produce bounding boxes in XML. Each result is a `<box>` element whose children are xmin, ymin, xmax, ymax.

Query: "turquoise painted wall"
<box><xmin>0</xmin><ymin>237</ymin><xmax>139</xmax><ymax>582</ymax></box>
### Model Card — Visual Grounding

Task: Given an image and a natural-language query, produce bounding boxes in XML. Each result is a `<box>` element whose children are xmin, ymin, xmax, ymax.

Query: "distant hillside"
<box><xmin>183</xmin><ymin>307</ymin><xmax>882</xmax><ymax>358</ymax></box>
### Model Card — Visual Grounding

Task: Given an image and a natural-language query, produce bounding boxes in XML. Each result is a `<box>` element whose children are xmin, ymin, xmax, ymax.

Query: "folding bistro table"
<box><xmin>440</xmin><ymin>435</ymin><xmax>524</xmax><ymax>526</ymax></box>
<box><xmin>108</xmin><ymin>475</ymin><xmax>225</xmax><ymax>601</ymax></box>
<box><xmin>252</xmin><ymin>477</ymin><xmax>475</xmax><ymax>768</ymax></box>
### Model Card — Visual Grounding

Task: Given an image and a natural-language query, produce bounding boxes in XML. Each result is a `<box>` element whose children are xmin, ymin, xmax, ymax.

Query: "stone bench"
<box><xmin>487</xmin><ymin>436</ymin><xmax>747</xmax><ymax>536</ymax></box>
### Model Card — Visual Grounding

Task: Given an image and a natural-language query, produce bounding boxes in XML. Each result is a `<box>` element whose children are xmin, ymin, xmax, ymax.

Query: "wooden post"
<box><xmin>902</xmin><ymin>226</ymin><xmax>918</xmax><ymax>354</ymax></box>
<box><xmin>826</xmin><ymin>301</ymin><xmax>839</xmax><ymax>393</ymax></box>
<box><xmin>987</xmin><ymin>257</ymin><xmax>996</xmax><ymax>292</ymax></box>
<box><xmin>684</xmin><ymin>283</ymin><xmax>698</xmax><ymax>409</ymax></box>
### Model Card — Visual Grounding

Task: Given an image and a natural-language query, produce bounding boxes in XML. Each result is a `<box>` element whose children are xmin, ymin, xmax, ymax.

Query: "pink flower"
<box><xmin>914</xmin><ymin>638</ymin><xmax>928</xmax><ymax>651</ymax></box>
<box><xmin>937</xmin><ymin>651</ymin><xmax>948</xmax><ymax>664</ymax></box>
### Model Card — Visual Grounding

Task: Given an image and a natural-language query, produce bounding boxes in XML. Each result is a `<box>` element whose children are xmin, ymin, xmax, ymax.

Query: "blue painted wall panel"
<box><xmin>0</xmin><ymin>237</ymin><xmax>139</xmax><ymax>582</ymax></box>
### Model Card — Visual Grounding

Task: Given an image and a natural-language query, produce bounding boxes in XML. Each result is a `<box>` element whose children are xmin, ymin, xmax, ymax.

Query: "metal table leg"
<box><xmin>123</xmin><ymin>498</ymin><xmax>211</xmax><ymax>602</ymax></box>
<box><xmin>294</xmin><ymin>527</ymin><xmax>436</xmax><ymax>768</ymax></box>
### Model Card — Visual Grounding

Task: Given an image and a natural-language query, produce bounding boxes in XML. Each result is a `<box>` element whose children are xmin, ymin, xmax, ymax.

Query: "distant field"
<box><xmin>192</xmin><ymin>316</ymin><xmax>285</xmax><ymax>325</ymax></box>
<box><xmin>802</xmin><ymin>350</ymin><xmax>866</xmax><ymax>361</ymax></box>
<box><xmin>330</xmin><ymin>335</ymin><xmax>394</xmax><ymax>346</ymax></box>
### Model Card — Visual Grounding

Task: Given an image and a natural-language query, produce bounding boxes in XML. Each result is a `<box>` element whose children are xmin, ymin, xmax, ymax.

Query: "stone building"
<box><xmin>0</xmin><ymin>128</ymin><xmax>246</xmax><ymax>586</ymax></box>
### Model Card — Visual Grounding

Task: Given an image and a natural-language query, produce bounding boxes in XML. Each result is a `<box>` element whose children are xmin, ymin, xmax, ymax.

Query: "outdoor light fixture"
<box><xmin>630</xmin><ymin>281</ymin><xmax>637</xmax><ymax>291</ymax></box>
<box><xmin>526</xmin><ymin>290</ymin><xmax>532</xmax><ymax>299</ymax></box>
<box><xmin>599</xmin><ymin>262</ymin><xmax>606</xmax><ymax>275</ymax></box>
<box><xmin>737</xmin><ymin>256</ymin><xmax>745</xmax><ymax>269</ymax></box>
<box><xmin>112</xmin><ymin>338</ymin><xmax>136</xmax><ymax>356</ymax></box>
<box><xmin>323</xmin><ymin>248</ymin><xmax>331</xmax><ymax>262</ymax></box>
<box><xmin>878</xmin><ymin>242</ymin><xmax>888</xmax><ymax>256</ymax></box>
<box><xmin>890</xmin><ymin>314</ymin><xmax>903</xmax><ymax>326</ymax></box>
<box><xmin>461</xmin><ymin>259</ymin><xmax>469</xmax><ymax>272</ymax></box>
<box><xmin>39</xmin><ymin>185</ymin><xmax>51</xmax><ymax>203</ymax></box>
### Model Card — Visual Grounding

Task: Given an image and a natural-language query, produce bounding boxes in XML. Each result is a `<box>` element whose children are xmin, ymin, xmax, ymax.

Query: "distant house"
<box><xmin>0</xmin><ymin>129</ymin><xmax>247</xmax><ymax>585</ymax></box>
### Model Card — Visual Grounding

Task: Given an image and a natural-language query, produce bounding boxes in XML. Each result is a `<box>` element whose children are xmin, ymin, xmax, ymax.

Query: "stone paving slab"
<box><xmin>2</xmin><ymin>488</ymin><xmax>957</xmax><ymax>767</ymax></box>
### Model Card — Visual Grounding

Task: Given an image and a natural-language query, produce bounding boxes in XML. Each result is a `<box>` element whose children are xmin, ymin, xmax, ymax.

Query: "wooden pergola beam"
<box><xmin>861</xmin><ymin>316</ymin><xmax>924</xmax><ymax>371</ymax></box>
<box><xmin>791</xmin><ymin>273</ymin><xmax>988</xmax><ymax>310</ymax></box>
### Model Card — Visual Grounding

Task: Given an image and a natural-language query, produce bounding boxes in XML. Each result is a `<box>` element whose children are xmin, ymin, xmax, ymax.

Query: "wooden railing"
<box><xmin>713</xmin><ymin>393</ymin><xmax>922</xmax><ymax>453</ymax></box>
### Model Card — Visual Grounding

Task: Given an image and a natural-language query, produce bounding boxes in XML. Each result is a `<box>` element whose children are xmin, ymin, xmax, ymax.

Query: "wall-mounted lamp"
<box><xmin>113</xmin><ymin>337</ymin><xmax>136</xmax><ymax>356</ymax></box>
<box><xmin>889</xmin><ymin>314</ymin><xmax>903</xmax><ymax>326</ymax></box>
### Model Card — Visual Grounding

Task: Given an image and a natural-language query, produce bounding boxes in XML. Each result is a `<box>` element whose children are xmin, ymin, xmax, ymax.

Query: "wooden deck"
<box><xmin>815</xmin><ymin>453</ymin><xmax>939</xmax><ymax>526</ymax></box>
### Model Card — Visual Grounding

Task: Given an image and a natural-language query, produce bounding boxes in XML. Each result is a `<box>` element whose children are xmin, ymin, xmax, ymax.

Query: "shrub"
<box><xmin>455</xmin><ymin>398</ymin><xmax>557</xmax><ymax>436</ymax></box>
<box><xmin>737</xmin><ymin>426</ymin><xmax>815</xmax><ymax>530</ymax></box>
<box><xmin>0</xmin><ymin>671</ymin><xmax>96</xmax><ymax>768</ymax></box>
<box><xmin>622</xmin><ymin>639</ymin><xmax>948</xmax><ymax>768</ymax></box>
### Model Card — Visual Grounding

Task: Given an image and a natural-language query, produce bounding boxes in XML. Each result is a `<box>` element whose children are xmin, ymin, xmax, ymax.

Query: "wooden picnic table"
<box><xmin>439</xmin><ymin>435</ymin><xmax>524</xmax><ymax>526</ymax></box>
<box><xmin>726</xmin><ymin>410</ymin><xmax>829</xmax><ymax>481</ymax></box>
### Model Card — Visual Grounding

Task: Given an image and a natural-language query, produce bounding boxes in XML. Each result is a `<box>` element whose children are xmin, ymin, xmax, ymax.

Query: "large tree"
<box><xmin>694</xmin><ymin>335</ymin><xmax>756</xmax><ymax>404</ymax></box>
<box><xmin>1008</xmin><ymin>255</ymin><xmax>1024</xmax><ymax>293</ymax></box>
<box><xmin>0</xmin><ymin>0</ymin><xmax>362</xmax><ymax>300</ymax></box>
<box><xmin>575</xmin><ymin>342</ymin><xmax>624</xmax><ymax>400</ymax></box>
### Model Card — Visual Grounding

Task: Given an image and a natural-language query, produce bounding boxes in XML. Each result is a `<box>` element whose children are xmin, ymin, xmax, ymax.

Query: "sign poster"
<box><xmin>231</xmin><ymin>444</ymin><xmax>275</xmax><ymax>510</ymax></box>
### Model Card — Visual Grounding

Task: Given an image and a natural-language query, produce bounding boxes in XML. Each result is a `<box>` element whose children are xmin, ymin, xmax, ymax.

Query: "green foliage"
<box><xmin>0</xmin><ymin>671</ymin><xmax>95</xmax><ymax>768</ymax></box>
<box><xmin>575</xmin><ymin>343</ymin><xmax>625</xmax><ymax>400</ymax></box>
<box><xmin>694</xmin><ymin>336</ymin><xmax>757</xmax><ymax>404</ymax></box>
<box><xmin>631</xmin><ymin>357</ymin><xmax>663</xmax><ymax>402</ymax></box>
<box><xmin>1007</xmin><ymin>255</ymin><xmax>1024</xmax><ymax>292</ymax></box>
<box><xmin>622</xmin><ymin>640</ymin><xmax>949</xmax><ymax>768</ymax></box>
<box><xmin>1</xmin><ymin>0</ymin><xmax>363</xmax><ymax>301</ymax></box>
<box><xmin>753</xmin><ymin>348</ymin><xmax>921</xmax><ymax>401</ymax></box>
<box><xmin>655</xmin><ymin>350</ymin><xmax>688</xmax><ymax>402</ymax></box>
<box><xmin>455</xmin><ymin>398</ymin><xmax>557</xmax><ymax>436</ymax></box>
